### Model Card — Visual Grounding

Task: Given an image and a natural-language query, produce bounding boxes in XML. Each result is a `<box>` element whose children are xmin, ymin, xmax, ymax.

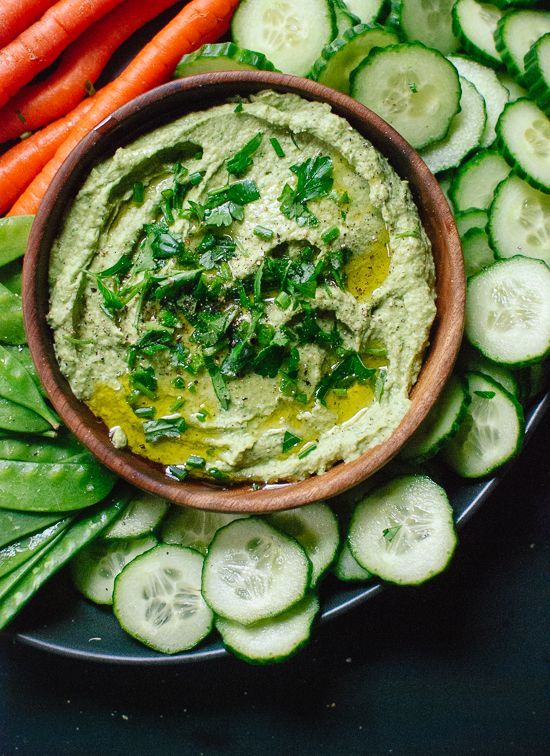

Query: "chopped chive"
<box><xmin>383</xmin><ymin>525</ymin><xmax>400</xmax><ymax>542</ymax></box>
<box><xmin>134</xmin><ymin>406</ymin><xmax>155</xmax><ymax>418</ymax></box>
<box><xmin>294</xmin><ymin>392</ymin><xmax>308</xmax><ymax>404</ymax></box>
<box><xmin>166</xmin><ymin>465</ymin><xmax>187</xmax><ymax>481</ymax></box>
<box><xmin>207</xmin><ymin>467</ymin><xmax>228</xmax><ymax>481</ymax></box>
<box><xmin>132</xmin><ymin>182</ymin><xmax>145</xmax><ymax>204</ymax></box>
<box><xmin>270</xmin><ymin>137</ymin><xmax>285</xmax><ymax>158</ymax></box>
<box><xmin>275</xmin><ymin>290</ymin><xmax>292</xmax><ymax>310</ymax></box>
<box><xmin>186</xmin><ymin>454</ymin><xmax>206</xmax><ymax>469</ymax></box>
<box><xmin>339</xmin><ymin>191</ymin><xmax>350</xmax><ymax>205</ymax></box>
<box><xmin>253</xmin><ymin>225</ymin><xmax>274</xmax><ymax>241</ymax></box>
<box><xmin>161</xmin><ymin>200</ymin><xmax>174</xmax><ymax>225</ymax></box>
<box><xmin>321</xmin><ymin>226</ymin><xmax>340</xmax><ymax>244</ymax></box>
<box><xmin>394</xmin><ymin>230</ymin><xmax>420</xmax><ymax>239</ymax></box>
<box><xmin>282</xmin><ymin>431</ymin><xmax>302</xmax><ymax>453</ymax></box>
<box><xmin>298</xmin><ymin>443</ymin><xmax>317</xmax><ymax>459</ymax></box>
<box><xmin>196</xmin><ymin>409</ymin><xmax>209</xmax><ymax>422</ymax></box>
<box><xmin>234</xmin><ymin>102</ymin><xmax>243</xmax><ymax>113</ymax></box>
<box><xmin>170</xmin><ymin>397</ymin><xmax>186</xmax><ymax>411</ymax></box>
<box><xmin>173</xmin><ymin>376</ymin><xmax>185</xmax><ymax>389</ymax></box>
<box><xmin>333</xmin><ymin>387</ymin><xmax>348</xmax><ymax>397</ymax></box>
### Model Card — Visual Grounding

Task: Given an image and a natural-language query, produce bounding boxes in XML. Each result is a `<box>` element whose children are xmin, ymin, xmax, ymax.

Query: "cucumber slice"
<box><xmin>497</xmin><ymin>72</ymin><xmax>528</xmax><ymax>103</ymax></box>
<box><xmin>332</xmin><ymin>541</ymin><xmax>373</xmax><ymax>581</ymax></box>
<box><xmin>461</xmin><ymin>226</ymin><xmax>496</xmax><ymax>277</ymax></box>
<box><xmin>465</xmin><ymin>256</ymin><xmax>550</xmax><ymax>365</ymax></box>
<box><xmin>102</xmin><ymin>492</ymin><xmax>169</xmax><ymax>539</ymax></box>
<box><xmin>517</xmin><ymin>359</ymin><xmax>550</xmax><ymax>403</ymax></box>
<box><xmin>348</xmin><ymin>475</ymin><xmax>457</xmax><ymax>585</ymax></box>
<box><xmin>202</xmin><ymin>517</ymin><xmax>311</xmax><ymax>625</ymax></box>
<box><xmin>175</xmin><ymin>42</ymin><xmax>279</xmax><ymax>79</ymax></box>
<box><xmin>231</xmin><ymin>0</ymin><xmax>336</xmax><ymax>77</ymax></box>
<box><xmin>216</xmin><ymin>593</ymin><xmax>319</xmax><ymax>664</ymax></box>
<box><xmin>438</xmin><ymin>173</ymin><xmax>454</xmax><ymax>206</ymax></box>
<box><xmin>452</xmin><ymin>0</ymin><xmax>504</xmax><ymax>70</ymax></box>
<box><xmin>161</xmin><ymin>508</ymin><xmax>247</xmax><ymax>554</ymax></box>
<box><xmin>331</xmin><ymin>0</ymin><xmax>361</xmax><ymax>35</ymax></box>
<box><xmin>401</xmin><ymin>375</ymin><xmax>470</xmax><ymax>462</ymax></box>
<box><xmin>267</xmin><ymin>502</ymin><xmax>339</xmax><ymax>585</ymax></box>
<box><xmin>495</xmin><ymin>10</ymin><xmax>550</xmax><ymax>85</ymax></box>
<box><xmin>448</xmin><ymin>55</ymin><xmax>508</xmax><ymax>147</ymax></box>
<box><xmin>443</xmin><ymin>372</ymin><xmax>524</xmax><ymax>477</ymax></box>
<box><xmin>351</xmin><ymin>42</ymin><xmax>461</xmax><ymax>149</ymax></box>
<box><xmin>449</xmin><ymin>149</ymin><xmax>511</xmax><ymax>211</ymax></box>
<box><xmin>458</xmin><ymin>344</ymin><xmax>519</xmax><ymax>396</ymax></box>
<box><xmin>398</xmin><ymin>0</ymin><xmax>459</xmax><ymax>56</ymax></box>
<box><xmin>113</xmin><ymin>545</ymin><xmax>213</xmax><ymax>654</ymax></box>
<box><xmin>71</xmin><ymin>534</ymin><xmax>157</xmax><ymax>605</ymax></box>
<box><xmin>488</xmin><ymin>174</ymin><xmax>550</xmax><ymax>265</ymax></box>
<box><xmin>346</xmin><ymin>0</ymin><xmax>386</xmax><ymax>23</ymax></box>
<box><xmin>420</xmin><ymin>77</ymin><xmax>486</xmax><ymax>174</ymax></box>
<box><xmin>309</xmin><ymin>24</ymin><xmax>399</xmax><ymax>95</ymax></box>
<box><xmin>496</xmin><ymin>98</ymin><xmax>550</xmax><ymax>193</ymax></box>
<box><xmin>524</xmin><ymin>34</ymin><xmax>550</xmax><ymax>117</ymax></box>
<box><xmin>0</xmin><ymin>216</ymin><xmax>33</xmax><ymax>268</ymax></box>
<box><xmin>455</xmin><ymin>209</ymin><xmax>488</xmax><ymax>236</ymax></box>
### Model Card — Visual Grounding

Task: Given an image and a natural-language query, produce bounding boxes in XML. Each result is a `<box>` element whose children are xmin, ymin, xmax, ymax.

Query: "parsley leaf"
<box><xmin>279</xmin><ymin>155</ymin><xmax>333</xmax><ymax>226</ymax></box>
<box><xmin>204</xmin><ymin>355</ymin><xmax>231</xmax><ymax>410</ymax></box>
<box><xmin>192</xmin><ymin>307</ymin><xmax>237</xmax><ymax>349</ymax></box>
<box><xmin>129</xmin><ymin>365</ymin><xmax>157</xmax><ymax>399</ymax></box>
<box><xmin>97</xmin><ymin>254</ymin><xmax>133</xmax><ymax>280</ymax></box>
<box><xmin>282</xmin><ymin>431</ymin><xmax>301</xmax><ymax>453</ymax></box>
<box><xmin>197</xmin><ymin>233</ymin><xmax>236</xmax><ymax>269</ymax></box>
<box><xmin>315</xmin><ymin>351</ymin><xmax>375</xmax><ymax>405</ymax></box>
<box><xmin>143</xmin><ymin>415</ymin><xmax>187</xmax><ymax>442</ymax></box>
<box><xmin>226</xmin><ymin>132</ymin><xmax>263</xmax><ymax>177</ymax></box>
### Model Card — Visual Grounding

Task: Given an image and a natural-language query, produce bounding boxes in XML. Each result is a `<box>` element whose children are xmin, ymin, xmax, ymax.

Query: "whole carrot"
<box><xmin>0</xmin><ymin>0</ymin><xmax>181</xmax><ymax>143</ymax></box>
<box><xmin>9</xmin><ymin>0</ymin><xmax>240</xmax><ymax>216</ymax></box>
<box><xmin>0</xmin><ymin>1</ymin><xmax>56</xmax><ymax>48</ymax></box>
<box><xmin>0</xmin><ymin>0</ymin><xmax>127</xmax><ymax>109</ymax></box>
<box><xmin>0</xmin><ymin>98</ymin><xmax>95</xmax><ymax>216</ymax></box>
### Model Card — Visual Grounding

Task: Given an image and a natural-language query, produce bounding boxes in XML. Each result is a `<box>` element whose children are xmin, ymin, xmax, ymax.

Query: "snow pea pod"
<box><xmin>0</xmin><ymin>282</ymin><xmax>25</xmax><ymax>345</ymax></box>
<box><xmin>0</xmin><ymin>396</ymin><xmax>50</xmax><ymax>434</ymax></box>
<box><xmin>0</xmin><ymin>509</ymin><xmax>65</xmax><ymax>549</ymax></box>
<box><xmin>0</xmin><ymin>216</ymin><xmax>33</xmax><ymax>267</ymax></box>
<box><xmin>0</xmin><ymin>456</ymin><xmax>117</xmax><ymax>512</ymax></box>
<box><xmin>0</xmin><ymin>518</ymin><xmax>72</xmax><ymax>579</ymax></box>
<box><xmin>0</xmin><ymin>432</ymin><xmax>83</xmax><ymax>463</ymax></box>
<box><xmin>0</xmin><ymin>261</ymin><xmax>22</xmax><ymax>295</ymax></box>
<box><xmin>0</xmin><ymin>344</ymin><xmax>58</xmax><ymax>428</ymax></box>
<box><xmin>3</xmin><ymin>345</ymin><xmax>45</xmax><ymax>395</ymax></box>
<box><xmin>0</xmin><ymin>488</ymin><xmax>129</xmax><ymax>629</ymax></box>
<box><xmin>0</xmin><ymin>531</ymin><xmax>65</xmax><ymax>603</ymax></box>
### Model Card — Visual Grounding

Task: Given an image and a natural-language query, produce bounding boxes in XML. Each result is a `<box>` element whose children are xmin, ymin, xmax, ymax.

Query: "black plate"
<box><xmin>5</xmin><ymin>393</ymin><xmax>547</xmax><ymax>665</ymax></box>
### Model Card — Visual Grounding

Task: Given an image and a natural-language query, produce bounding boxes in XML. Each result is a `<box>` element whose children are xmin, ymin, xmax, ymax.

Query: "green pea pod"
<box><xmin>0</xmin><ymin>530</ymin><xmax>65</xmax><ymax>602</ymax></box>
<box><xmin>0</xmin><ymin>517</ymin><xmax>72</xmax><ymax>579</ymax></box>
<box><xmin>0</xmin><ymin>432</ymin><xmax>84</xmax><ymax>463</ymax></box>
<box><xmin>0</xmin><ymin>456</ymin><xmax>117</xmax><ymax>512</ymax></box>
<box><xmin>0</xmin><ymin>216</ymin><xmax>34</xmax><ymax>267</ymax></box>
<box><xmin>3</xmin><ymin>345</ymin><xmax>45</xmax><ymax>395</ymax></box>
<box><xmin>0</xmin><ymin>260</ymin><xmax>22</xmax><ymax>295</ymax></box>
<box><xmin>0</xmin><ymin>344</ymin><xmax>59</xmax><ymax>428</ymax></box>
<box><xmin>0</xmin><ymin>488</ymin><xmax>129</xmax><ymax>629</ymax></box>
<box><xmin>0</xmin><ymin>396</ymin><xmax>50</xmax><ymax>434</ymax></box>
<box><xmin>0</xmin><ymin>282</ymin><xmax>25</xmax><ymax>345</ymax></box>
<box><xmin>0</xmin><ymin>509</ymin><xmax>65</xmax><ymax>549</ymax></box>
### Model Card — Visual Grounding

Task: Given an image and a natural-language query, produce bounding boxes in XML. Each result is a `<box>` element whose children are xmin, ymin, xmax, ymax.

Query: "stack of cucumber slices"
<box><xmin>0</xmin><ymin>0</ymin><xmax>549</xmax><ymax>665</ymax></box>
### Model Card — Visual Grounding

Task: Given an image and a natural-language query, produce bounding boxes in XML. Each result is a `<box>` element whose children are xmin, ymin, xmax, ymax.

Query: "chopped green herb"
<box><xmin>197</xmin><ymin>233</ymin><xmax>236</xmax><ymax>269</ymax></box>
<box><xmin>19</xmin><ymin>131</ymin><xmax>32</xmax><ymax>140</ymax></box>
<box><xmin>170</xmin><ymin>397</ymin><xmax>186</xmax><ymax>411</ymax></box>
<box><xmin>363</xmin><ymin>346</ymin><xmax>387</xmax><ymax>357</ymax></box>
<box><xmin>282</xmin><ymin>431</ymin><xmax>302</xmax><ymax>453</ymax></box>
<box><xmin>196</xmin><ymin>409</ymin><xmax>209</xmax><ymax>422</ymax></box>
<box><xmin>279</xmin><ymin>155</ymin><xmax>333</xmax><ymax>227</ymax></box>
<box><xmin>130</xmin><ymin>365</ymin><xmax>157</xmax><ymax>399</ymax></box>
<box><xmin>316</xmin><ymin>351</ymin><xmax>375</xmax><ymax>405</ymax></box>
<box><xmin>204</xmin><ymin>355</ymin><xmax>231</xmax><ymax>410</ymax></box>
<box><xmin>474</xmin><ymin>390</ymin><xmax>496</xmax><ymax>399</ymax></box>
<box><xmin>270</xmin><ymin>137</ymin><xmax>285</xmax><ymax>158</ymax></box>
<box><xmin>275</xmin><ymin>290</ymin><xmax>292</xmax><ymax>310</ymax></box>
<box><xmin>383</xmin><ymin>525</ymin><xmax>400</xmax><ymax>542</ymax></box>
<box><xmin>153</xmin><ymin>269</ymin><xmax>202</xmax><ymax>301</ymax></box>
<box><xmin>394</xmin><ymin>230</ymin><xmax>420</xmax><ymax>239</ymax></box>
<box><xmin>374</xmin><ymin>368</ymin><xmax>387</xmax><ymax>402</ymax></box>
<box><xmin>134</xmin><ymin>406</ymin><xmax>155</xmax><ymax>418</ymax></box>
<box><xmin>253</xmin><ymin>225</ymin><xmax>274</xmax><ymax>241</ymax></box>
<box><xmin>207</xmin><ymin>467</ymin><xmax>228</xmax><ymax>481</ymax></box>
<box><xmin>226</xmin><ymin>132</ymin><xmax>263</xmax><ymax>177</ymax></box>
<box><xmin>339</xmin><ymin>191</ymin><xmax>350</xmax><ymax>205</ymax></box>
<box><xmin>321</xmin><ymin>226</ymin><xmax>340</xmax><ymax>244</ymax></box>
<box><xmin>160</xmin><ymin>309</ymin><xmax>178</xmax><ymax>327</ymax></box>
<box><xmin>132</xmin><ymin>182</ymin><xmax>144</xmax><ymax>204</ymax></box>
<box><xmin>234</xmin><ymin>102</ymin><xmax>243</xmax><ymax>113</ymax></box>
<box><xmin>298</xmin><ymin>443</ymin><xmax>317</xmax><ymax>459</ymax></box>
<box><xmin>94</xmin><ymin>276</ymin><xmax>125</xmax><ymax>319</ymax></box>
<box><xmin>186</xmin><ymin>455</ymin><xmax>206</xmax><ymax>469</ymax></box>
<box><xmin>166</xmin><ymin>464</ymin><xmax>187</xmax><ymax>481</ymax></box>
<box><xmin>97</xmin><ymin>254</ymin><xmax>133</xmax><ymax>280</ymax></box>
<box><xmin>143</xmin><ymin>415</ymin><xmax>187</xmax><ymax>443</ymax></box>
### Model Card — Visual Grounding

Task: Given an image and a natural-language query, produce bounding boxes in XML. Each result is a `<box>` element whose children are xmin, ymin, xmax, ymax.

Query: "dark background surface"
<box><xmin>1</xmin><ymin>416</ymin><xmax>548</xmax><ymax>756</ymax></box>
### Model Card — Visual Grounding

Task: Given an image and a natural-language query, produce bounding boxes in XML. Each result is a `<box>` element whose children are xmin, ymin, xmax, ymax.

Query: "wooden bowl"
<box><xmin>24</xmin><ymin>71</ymin><xmax>464</xmax><ymax>513</ymax></box>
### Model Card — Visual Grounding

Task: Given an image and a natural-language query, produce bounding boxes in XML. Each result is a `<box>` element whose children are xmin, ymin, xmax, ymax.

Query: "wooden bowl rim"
<box><xmin>23</xmin><ymin>71</ymin><xmax>465</xmax><ymax>513</ymax></box>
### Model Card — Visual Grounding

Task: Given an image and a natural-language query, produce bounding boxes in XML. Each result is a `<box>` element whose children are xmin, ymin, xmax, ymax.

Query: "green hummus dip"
<box><xmin>48</xmin><ymin>90</ymin><xmax>436</xmax><ymax>483</ymax></box>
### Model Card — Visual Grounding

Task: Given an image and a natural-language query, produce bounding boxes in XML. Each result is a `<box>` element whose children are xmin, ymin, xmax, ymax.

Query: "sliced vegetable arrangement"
<box><xmin>0</xmin><ymin>0</ymin><xmax>549</xmax><ymax>663</ymax></box>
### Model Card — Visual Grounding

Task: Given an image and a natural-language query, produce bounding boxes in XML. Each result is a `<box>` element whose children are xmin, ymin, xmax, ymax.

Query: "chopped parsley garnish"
<box><xmin>186</xmin><ymin>454</ymin><xmax>206</xmax><ymax>469</ymax></box>
<box><xmin>198</xmin><ymin>179</ymin><xmax>260</xmax><ymax>227</ymax></box>
<box><xmin>226</xmin><ymin>132</ymin><xmax>263</xmax><ymax>177</ymax></box>
<box><xmin>374</xmin><ymin>368</ymin><xmax>387</xmax><ymax>402</ymax></box>
<box><xmin>143</xmin><ymin>415</ymin><xmax>187</xmax><ymax>442</ymax></box>
<box><xmin>253</xmin><ymin>225</ymin><xmax>274</xmax><ymax>241</ymax></box>
<box><xmin>474</xmin><ymin>390</ymin><xmax>496</xmax><ymax>399</ymax></box>
<box><xmin>234</xmin><ymin>102</ymin><xmax>243</xmax><ymax>113</ymax></box>
<box><xmin>270</xmin><ymin>137</ymin><xmax>285</xmax><ymax>158</ymax></box>
<box><xmin>383</xmin><ymin>525</ymin><xmax>400</xmax><ymax>542</ymax></box>
<box><xmin>197</xmin><ymin>233</ymin><xmax>236</xmax><ymax>269</ymax></box>
<box><xmin>298</xmin><ymin>443</ymin><xmax>317</xmax><ymax>459</ymax></box>
<box><xmin>282</xmin><ymin>431</ymin><xmax>302</xmax><ymax>453</ymax></box>
<box><xmin>279</xmin><ymin>155</ymin><xmax>334</xmax><ymax>226</ymax></box>
<box><xmin>97</xmin><ymin>253</ymin><xmax>133</xmax><ymax>280</ymax></box>
<box><xmin>134</xmin><ymin>406</ymin><xmax>155</xmax><ymax>418</ymax></box>
<box><xmin>321</xmin><ymin>226</ymin><xmax>340</xmax><ymax>244</ymax></box>
<box><xmin>132</xmin><ymin>182</ymin><xmax>145</xmax><ymax>204</ymax></box>
<box><xmin>275</xmin><ymin>290</ymin><xmax>292</xmax><ymax>310</ymax></box>
<box><xmin>129</xmin><ymin>365</ymin><xmax>157</xmax><ymax>399</ymax></box>
<box><xmin>316</xmin><ymin>351</ymin><xmax>375</xmax><ymax>405</ymax></box>
<box><xmin>166</xmin><ymin>464</ymin><xmax>187</xmax><ymax>481</ymax></box>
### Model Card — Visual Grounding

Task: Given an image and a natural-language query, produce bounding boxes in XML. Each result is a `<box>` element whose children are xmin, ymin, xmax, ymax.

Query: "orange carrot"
<box><xmin>0</xmin><ymin>1</ymin><xmax>56</xmax><ymax>48</ymax></box>
<box><xmin>9</xmin><ymin>0</ymin><xmax>239</xmax><ymax>216</ymax></box>
<box><xmin>0</xmin><ymin>0</ymin><xmax>127</xmax><ymax>109</ymax></box>
<box><xmin>0</xmin><ymin>0</ymin><xmax>181</xmax><ymax>143</ymax></box>
<box><xmin>0</xmin><ymin>98</ymin><xmax>95</xmax><ymax>215</ymax></box>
